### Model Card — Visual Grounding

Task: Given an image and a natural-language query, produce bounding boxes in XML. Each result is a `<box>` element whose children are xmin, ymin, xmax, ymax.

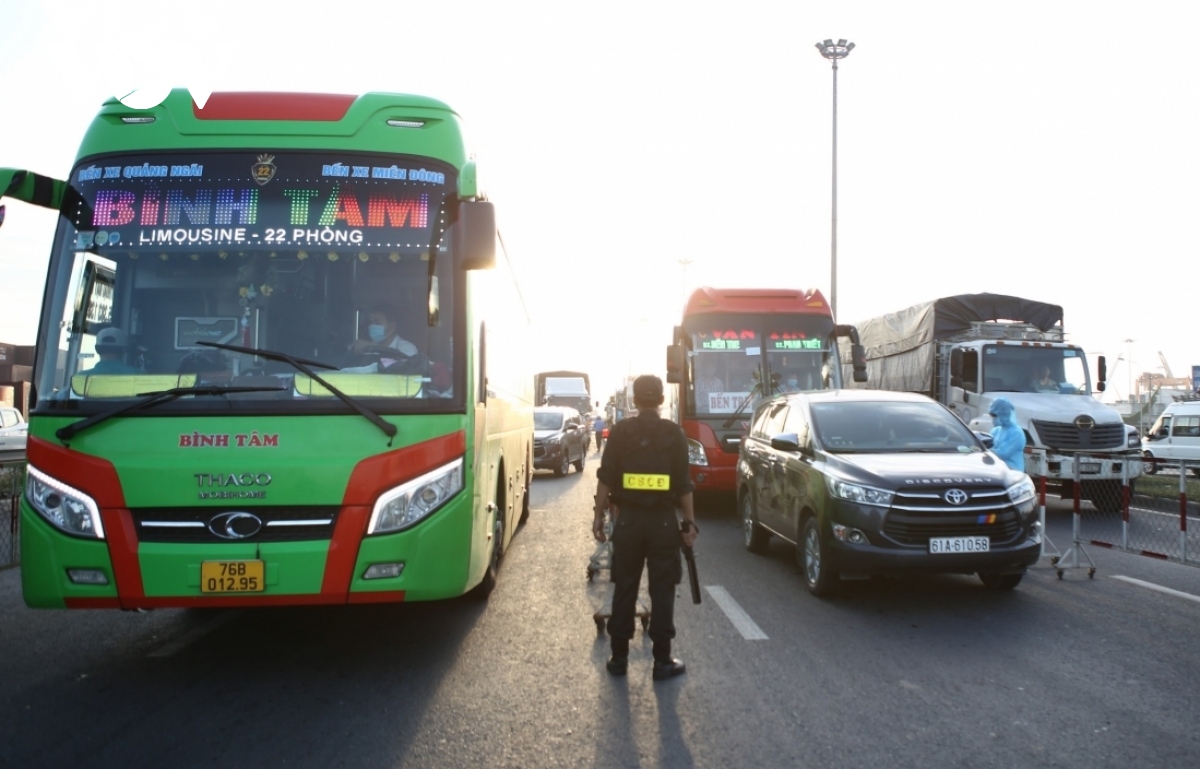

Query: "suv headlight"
<box><xmin>368</xmin><ymin>458</ymin><xmax>464</xmax><ymax>535</ymax></box>
<box><xmin>687</xmin><ymin>438</ymin><xmax>708</xmax><ymax>467</ymax></box>
<box><xmin>828</xmin><ymin>477</ymin><xmax>894</xmax><ymax>507</ymax></box>
<box><xmin>1007</xmin><ymin>476</ymin><xmax>1036</xmax><ymax>513</ymax></box>
<box><xmin>25</xmin><ymin>466</ymin><xmax>104</xmax><ymax>539</ymax></box>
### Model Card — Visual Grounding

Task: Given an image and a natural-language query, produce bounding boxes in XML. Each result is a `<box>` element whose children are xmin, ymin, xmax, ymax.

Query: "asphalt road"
<box><xmin>1</xmin><ymin>459</ymin><xmax>1199</xmax><ymax>769</ymax></box>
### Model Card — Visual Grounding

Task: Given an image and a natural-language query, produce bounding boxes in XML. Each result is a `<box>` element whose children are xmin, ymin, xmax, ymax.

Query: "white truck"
<box><xmin>845</xmin><ymin>293</ymin><xmax>1141</xmax><ymax>511</ymax></box>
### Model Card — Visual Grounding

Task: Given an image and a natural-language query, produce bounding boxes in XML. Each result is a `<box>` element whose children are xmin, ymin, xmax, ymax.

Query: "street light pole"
<box><xmin>815</xmin><ymin>38</ymin><xmax>854</xmax><ymax>321</ymax></box>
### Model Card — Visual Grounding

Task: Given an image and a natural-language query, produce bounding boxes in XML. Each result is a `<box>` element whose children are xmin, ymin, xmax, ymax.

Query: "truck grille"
<box><xmin>132</xmin><ymin>506</ymin><xmax>340</xmax><ymax>543</ymax></box>
<box><xmin>1031</xmin><ymin>420</ymin><xmax>1125</xmax><ymax>450</ymax></box>
<box><xmin>882</xmin><ymin>488</ymin><xmax>1021</xmax><ymax>546</ymax></box>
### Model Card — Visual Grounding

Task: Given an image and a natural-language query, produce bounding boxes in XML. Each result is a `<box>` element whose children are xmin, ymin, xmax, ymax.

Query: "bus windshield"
<box><xmin>36</xmin><ymin>150</ymin><xmax>460</xmax><ymax>413</ymax></box>
<box><xmin>684</xmin><ymin>312</ymin><xmax>838</xmax><ymax>417</ymax></box>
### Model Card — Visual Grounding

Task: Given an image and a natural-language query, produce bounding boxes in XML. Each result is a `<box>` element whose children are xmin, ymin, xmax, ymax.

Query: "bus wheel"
<box><xmin>519</xmin><ymin>478</ymin><xmax>531</xmax><ymax>525</ymax></box>
<box><xmin>472</xmin><ymin>500</ymin><xmax>504</xmax><ymax>600</ymax></box>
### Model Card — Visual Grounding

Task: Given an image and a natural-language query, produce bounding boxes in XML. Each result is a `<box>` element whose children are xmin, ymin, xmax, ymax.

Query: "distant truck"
<box><xmin>844</xmin><ymin>293</ymin><xmax>1141</xmax><ymax>511</ymax></box>
<box><xmin>535</xmin><ymin>370</ymin><xmax>592</xmax><ymax>415</ymax></box>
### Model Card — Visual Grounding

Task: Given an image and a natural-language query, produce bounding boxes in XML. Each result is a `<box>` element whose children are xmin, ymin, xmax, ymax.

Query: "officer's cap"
<box><xmin>633</xmin><ymin>375</ymin><xmax>664</xmax><ymax>401</ymax></box>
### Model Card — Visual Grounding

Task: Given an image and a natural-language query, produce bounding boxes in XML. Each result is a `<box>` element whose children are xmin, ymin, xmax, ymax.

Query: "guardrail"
<box><xmin>0</xmin><ymin>458</ymin><xmax>24</xmax><ymax>570</ymax></box>
<box><xmin>1052</xmin><ymin>455</ymin><xmax>1199</xmax><ymax>577</ymax></box>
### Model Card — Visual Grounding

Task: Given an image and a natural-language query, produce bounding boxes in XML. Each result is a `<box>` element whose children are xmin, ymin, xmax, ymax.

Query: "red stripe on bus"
<box><xmin>64</xmin><ymin>597</ymin><xmax>123</xmax><ymax>609</ymax></box>
<box><xmin>193</xmin><ymin>92</ymin><xmax>356</xmax><ymax>121</ymax></box>
<box><xmin>116</xmin><ymin>594</ymin><xmax>343</xmax><ymax>609</ymax></box>
<box><xmin>319</xmin><ymin>431</ymin><xmax>467</xmax><ymax>596</ymax></box>
<box><xmin>101</xmin><ymin>509</ymin><xmax>145</xmax><ymax>604</ymax></box>
<box><xmin>26</xmin><ymin>437</ymin><xmax>127</xmax><ymax>508</ymax></box>
<box><xmin>348</xmin><ymin>590</ymin><xmax>407</xmax><ymax>605</ymax></box>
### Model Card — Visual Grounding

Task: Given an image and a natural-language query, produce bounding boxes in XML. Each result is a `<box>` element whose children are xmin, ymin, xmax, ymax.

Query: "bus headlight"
<box><xmin>25</xmin><ymin>466</ymin><xmax>104</xmax><ymax>539</ymax></box>
<box><xmin>368</xmin><ymin>458</ymin><xmax>464</xmax><ymax>535</ymax></box>
<box><xmin>687</xmin><ymin>438</ymin><xmax>708</xmax><ymax>466</ymax></box>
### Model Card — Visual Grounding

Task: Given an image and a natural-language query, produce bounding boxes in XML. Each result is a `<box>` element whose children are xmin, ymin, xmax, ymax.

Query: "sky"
<box><xmin>1</xmin><ymin>0</ymin><xmax>1197</xmax><ymax>404</ymax></box>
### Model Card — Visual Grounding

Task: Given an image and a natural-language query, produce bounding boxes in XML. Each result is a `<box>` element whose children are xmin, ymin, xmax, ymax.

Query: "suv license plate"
<box><xmin>929</xmin><ymin>536</ymin><xmax>990</xmax><ymax>554</ymax></box>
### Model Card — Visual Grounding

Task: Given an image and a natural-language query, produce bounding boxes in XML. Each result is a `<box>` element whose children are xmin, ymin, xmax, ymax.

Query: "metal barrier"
<box><xmin>0</xmin><ymin>458</ymin><xmax>24</xmax><ymax>569</ymax></box>
<box><xmin>1059</xmin><ymin>456</ymin><xmax>1199</xmax><ymax>576</ymax></box>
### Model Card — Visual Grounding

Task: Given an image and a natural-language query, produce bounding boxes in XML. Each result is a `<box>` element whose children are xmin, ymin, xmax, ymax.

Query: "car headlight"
<box><xmin>368</xmin><ymin>458</ymin><xmax>464</xmax><ymax>535</ymax></box>
<box><xmin>687</xmin><ymin>438</ymin><xmax>708</xmax><ymax>467</ymax></box>
<box><xmin>827</xmin><ymin>477</ymin><xmax>894</xmax><ymax>507</ymax></box>
<box><xmin>25</xmin><ymin>465</ymin><xmax>104</xmax><ymax>539</ymax></box>
<box><xmin>1007</xmin><ymin>476</ymin><xmax>1036</xmax><ymax>512</ymax></box>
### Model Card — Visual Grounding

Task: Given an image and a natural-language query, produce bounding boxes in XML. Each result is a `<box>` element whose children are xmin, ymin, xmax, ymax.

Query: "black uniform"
<box><xmin>596</xmin><ymin>409</ymin><xmax>695</xmax><ymax>659</ymax></box>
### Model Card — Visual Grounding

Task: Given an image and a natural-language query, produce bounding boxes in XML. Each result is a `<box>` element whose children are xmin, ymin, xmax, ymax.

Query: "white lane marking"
<box><xmin>148</xmin><ymin>611</ymin><xmax>238</xmax><ymax>658</ymax></box>
<box><xmin>1110</xmin><ymin>576</ymin><xmax>1200</xmax><ymax>605</ymax></box>
<box><xmin>705</xmin><ymin>586</ymin><xmax>768</xmax><ymax>640</ymax></box>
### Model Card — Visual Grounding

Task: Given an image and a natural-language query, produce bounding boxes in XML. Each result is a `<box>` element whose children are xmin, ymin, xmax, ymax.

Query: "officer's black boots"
<box><xmin>607</xmin><ymin>638</ymin><xmax>630</xmax><ymax>676</ymax></box>
<box><xmin>605</xmin><ymin>657</ymin><xmax>628</xmax><ymax>676</ymax></box>
<box><xmin>652</xmin><ymin>659</ymin><xmax>686</xmax><ymax>680</ymax></box>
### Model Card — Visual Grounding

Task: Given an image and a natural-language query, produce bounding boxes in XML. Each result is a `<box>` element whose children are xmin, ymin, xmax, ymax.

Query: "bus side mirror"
<box><xmin>851</xmin><ymin>343</ymin><xmax>868</xmax><ymax>383</ymax></box>
<box><xmin>666</xmin><ymin>344</ymin><xmax>685</xmax><ymax>384</ymax></box>
<box><xmin>458</xmin><ymin>200</ymin><xmax>496</xmax><ymax>270</ymax></box>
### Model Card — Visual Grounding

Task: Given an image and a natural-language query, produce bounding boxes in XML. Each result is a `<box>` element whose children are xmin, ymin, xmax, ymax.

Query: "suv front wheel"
<box><xmin>799</xmin><ymin>517</ymin><xmax>837</xmax><ymax>597</ymax></box>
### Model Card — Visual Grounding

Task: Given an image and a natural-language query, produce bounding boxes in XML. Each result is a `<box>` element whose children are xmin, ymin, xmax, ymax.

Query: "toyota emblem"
<box><xmin>208</xmin><ymin>511</ymin><xmax>264</xmax><ymax>540</ymax></box>
<box><xmin>944</xmin><ymin>488</ymin><xmax>968</xmax><ymax>505</ymax></box>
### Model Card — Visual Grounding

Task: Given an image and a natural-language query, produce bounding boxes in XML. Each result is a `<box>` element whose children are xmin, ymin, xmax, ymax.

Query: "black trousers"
<box><xmin>607</xmin><ymin>506</ymin><xmax>682</xmax><ymax>650</ymax></box>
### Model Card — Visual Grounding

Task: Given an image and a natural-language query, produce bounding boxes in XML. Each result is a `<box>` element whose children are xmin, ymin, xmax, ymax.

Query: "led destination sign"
<box><xmin>70</xmin><ymin>152</ymin><xmax>451</xmax><ymax>253</ymax></box>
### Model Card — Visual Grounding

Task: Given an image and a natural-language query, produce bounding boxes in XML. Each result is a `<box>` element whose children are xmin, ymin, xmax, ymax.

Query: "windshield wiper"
<box><xmin>198</xmin><ymin>341</ymin><xmax>397</xmax><ymax>442</ymax></box>
<box><xmin>56</xmin><ymin>384</ymin><xmax>288</xmax><ymax>442</ymax></box>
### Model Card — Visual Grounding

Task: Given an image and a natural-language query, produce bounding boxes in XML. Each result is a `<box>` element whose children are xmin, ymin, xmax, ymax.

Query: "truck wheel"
<box><xmin>741</xmin><ymin>490</ymin><xmax>771</xmax><ymax>554</ymax></box>
<box><xmin>1142</xmin><ymin>452</ymin><xmax>1158</xmax><ymax>475</ymax></box>
<box><xmin>799</xmin><ymin>517</ymin><xmax>837</xmax><ymax>597</ymax></box>
<box><xmin>1087</xmin><ymin>480</ymin><xmax>1125</xmax><ymax>514</ymax></box>
<box><xmin>978</xmin><ymin>572</ymin><xmax>1023</xmax><ymax>590</ymax></box>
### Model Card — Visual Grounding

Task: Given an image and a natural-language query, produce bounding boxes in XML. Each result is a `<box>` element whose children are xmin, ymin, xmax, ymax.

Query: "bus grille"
<box><xmin>132</xmin><ymin>506</ymin><xmax>340</xmax><ymax>543</ymax></box>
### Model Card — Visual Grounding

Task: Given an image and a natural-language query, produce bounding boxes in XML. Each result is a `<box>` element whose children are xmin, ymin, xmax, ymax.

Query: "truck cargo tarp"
<box><xmin>848</xmin><ymin>294</ymin><xmax>1064</xmax><ymax>394</ymax></box>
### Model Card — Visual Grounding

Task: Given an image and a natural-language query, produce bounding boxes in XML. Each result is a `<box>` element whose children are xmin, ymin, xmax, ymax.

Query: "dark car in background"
<box><xmin>534</xmin><ymin>406</ymin><xmax>588</xmax><ymax>476</ymax></box>
<box><xmin>736</xmin><ymin>390</ymin><xmax>1040</xmax><ymax>596</ymax></box>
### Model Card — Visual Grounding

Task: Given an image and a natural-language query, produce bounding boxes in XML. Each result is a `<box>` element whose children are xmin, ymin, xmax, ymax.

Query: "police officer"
<box><xmin>592</xmin><ymin>374</ymin><xmax>697</xmax><ymax>680</ymax></box>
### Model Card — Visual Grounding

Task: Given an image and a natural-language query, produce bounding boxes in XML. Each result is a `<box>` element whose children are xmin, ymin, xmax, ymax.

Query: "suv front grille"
<box><xmin>132</xmin><ymin>506</ymin><xmax>340</xmax><ymax>543</ymax></box>
<box><xmin>1031</xmin><ymin>420</ymin><xmax>1125</xmax><ymax>450</ymax></box>
<box><xmin>882</xmin><ymin>488</ymin><xmax>1021</xmax><ymax>546</ymax></box>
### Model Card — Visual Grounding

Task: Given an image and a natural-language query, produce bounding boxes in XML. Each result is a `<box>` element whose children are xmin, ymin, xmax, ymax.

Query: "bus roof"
<box><xmin>74</xmin><ymin>89</ymin><xmax>469</xmax><ymax>169</ymax></box>
<box><xmin>682</xmin><ymin>286</ymin><xmax>831</xmax><ymax>317</ymax></box>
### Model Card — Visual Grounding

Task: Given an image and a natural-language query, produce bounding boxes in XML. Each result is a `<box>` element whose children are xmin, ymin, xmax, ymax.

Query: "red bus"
<box><xmin>665</xmin><ymin>287</ymin><xmax>865</xmax><ymax>495</ymax></box>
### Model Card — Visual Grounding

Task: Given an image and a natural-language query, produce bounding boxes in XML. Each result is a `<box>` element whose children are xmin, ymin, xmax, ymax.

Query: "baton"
<box><xmin>682</xmin><ymin>543</ymin><xmax>701</xmax><ymax>604</ymax></box>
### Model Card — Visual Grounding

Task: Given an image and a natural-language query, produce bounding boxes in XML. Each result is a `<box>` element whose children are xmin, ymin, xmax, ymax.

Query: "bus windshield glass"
<box><xmin>684</xmin><ymin>313</ymin><xmax>838</xmax><ymax>417</ymax></box>
<box><xmin>37</xmin><ymin>151</ymin><xmax>460</xmax><ymax>413</ymax></box>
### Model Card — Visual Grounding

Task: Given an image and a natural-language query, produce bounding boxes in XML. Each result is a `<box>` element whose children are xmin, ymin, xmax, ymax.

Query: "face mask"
<box><xmin>368</xmin><ymin>324</ymin><xmax>387</xmax><ymax>342</ymax></box>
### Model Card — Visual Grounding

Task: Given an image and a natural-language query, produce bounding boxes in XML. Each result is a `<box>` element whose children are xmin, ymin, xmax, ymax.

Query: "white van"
<box><xmin>1141</xmin><ymin>400</ymin><xmax>1200</xmax><ymax>475</ymax></box>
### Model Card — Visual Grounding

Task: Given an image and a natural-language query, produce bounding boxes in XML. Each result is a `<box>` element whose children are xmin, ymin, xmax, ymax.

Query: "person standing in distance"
<box><xmin>592</xmin><ymin>374</ymin><xmax>697</xmax><ymax>680</ymax></box>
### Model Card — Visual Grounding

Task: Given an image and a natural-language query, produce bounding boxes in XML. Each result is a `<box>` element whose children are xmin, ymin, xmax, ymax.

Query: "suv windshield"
<box><xmin>36</xmin><ymin>151</ymin><xmax>460</xmax><ymax>414</ymax></box>
<box><xmin>534</xmin><ymin>411</ymin><xmax>565</xmax><ymax>431</ymax></box>
<box><xmin>811</xmin><ymin>400</ymin><xmax>980</xmax><ymax>454</ymax></box>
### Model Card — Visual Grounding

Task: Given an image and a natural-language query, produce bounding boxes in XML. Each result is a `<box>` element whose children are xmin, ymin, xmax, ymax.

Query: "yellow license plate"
<box><xmin>622</xmin><ymin>473</ymin><xmax>670</xmax><ymax>491</ymax></box>
<box><xmin>200</xmin><ymin>560</ymin><xmax>265</xmax><ymax>593</ymax></box>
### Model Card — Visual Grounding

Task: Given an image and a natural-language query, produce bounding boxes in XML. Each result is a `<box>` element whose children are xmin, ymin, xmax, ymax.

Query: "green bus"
<box><xmin>0</xmin><ymin>89</ymin><xmax>534</xmax><ymax>608</ymax></box>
